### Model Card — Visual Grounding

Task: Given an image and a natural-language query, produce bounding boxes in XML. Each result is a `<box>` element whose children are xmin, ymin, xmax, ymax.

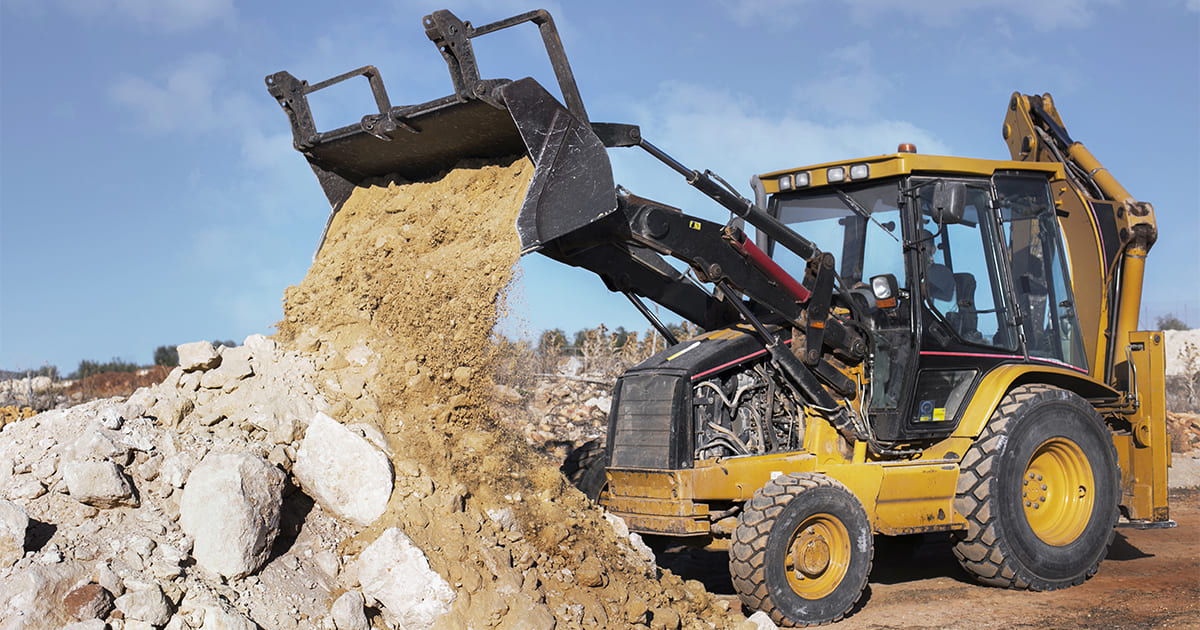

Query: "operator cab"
<box><xmin>759</xmin><ymin>151</ymin><xmax>1087</xmax><ymax>441</ymax></box>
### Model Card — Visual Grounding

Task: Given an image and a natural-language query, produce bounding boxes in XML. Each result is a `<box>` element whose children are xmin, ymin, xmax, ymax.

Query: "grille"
<box><xmin>610</xmin><ymin>372</ymin><xmax>688</xmax><ymax>469</ymax></box>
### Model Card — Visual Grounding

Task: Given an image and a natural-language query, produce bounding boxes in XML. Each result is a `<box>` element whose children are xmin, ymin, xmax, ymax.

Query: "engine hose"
<box><xmin>706</xmin><ymin>422</ymin><xmax>752</xmax><ymax>454</ymax></box>
<box><xmin>696</xmin><ymin>380</ymin><xmax>759</xmax><ymax>412</ymax></box>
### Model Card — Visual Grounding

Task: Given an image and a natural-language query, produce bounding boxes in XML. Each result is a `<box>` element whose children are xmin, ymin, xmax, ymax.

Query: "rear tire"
<box><xmin>953</xmin><ymin>384</ymin><xmax>1119</xmax><ymax>590</ymax></box>
<box><xmin>729</xmin><ymin>473</ymin><xmax>872</xmax><ymax>627</ymax></box>
<box><xmin>561</xmin><ymin>438</ymin><xmax>607</xmax><ymax>501</ymax></box>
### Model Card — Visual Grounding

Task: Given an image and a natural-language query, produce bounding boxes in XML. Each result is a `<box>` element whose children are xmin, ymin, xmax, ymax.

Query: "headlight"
<box><xmin>849</xmin><ymin>164</ymin><xmax>870</xmax><ymax>180</ymax></box>
<box><xmin>794</xmin><ymin>171</ymin><xmax>810</xmax><ymax>187</ymax></box>
<box><xmin>827</xmin><ymin>167</ymin><xmax>845</xmax><ymax>183</ymax></box>
<box><xmin>871</xmin><ymin>276</ymin><xmax>893</xmax><ymax>300</ymax></box>
<box><xmin>777</xmin><ymin>175</ymin><xmax>792</xmax><ymax>191</ymax></box>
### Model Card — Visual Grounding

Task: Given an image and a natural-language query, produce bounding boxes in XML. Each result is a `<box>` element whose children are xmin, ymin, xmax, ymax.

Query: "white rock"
<box><xmin>0</xmin><ymin>562</ymin><xmax>88</xmax><ymax>628</ymax></box>
<box><xmin>331</xmin><ymin>590</ymin><xmax>368</xmax><ymax>630</ymax></box>
<box><xmin>0</xmin><ymin>499</ymin><xmax>28</xmax><ymax>568</ymax></box>
<box><xmin>200</xmin><ymin>347</ymin><xmax>252</xmax><ymax>389</ymax></box>
<box><xmin>746</xmin><ymin>610</ymin><xmax>779</xmax><ymax>629</ymax></box>
<box><xmin>178</xmin><ymin>341</ymin><xmax>221</xmax><ymax>372</ymax></box>
<box><xmin>148</xmin><ymin>391</ymin><xmax>194</xmax><ymax>428</ymax></box>
<box><xmin>92</xmin><ymin>562</ymin><xmax>125</xmax><ymax>596</ymax></box>
<box><xmin>98</xmin><ymin>406</ymin><xmax>123</xmax><ymax>430</ymax></box>
<box><xmin>119</xmin><ymin>421</ymin><xmax>157</xmax><ymax>453</ymax></box>
<box><xmin>486</xmin><ymin>507</ymin><xmax>519</xmax><ymax>535</ymax></box>
<box><xmin>114</xmin><ymin>584</ymin><xmax>172</xmax><ymax>626</ymax></box>
<box><xmin>604</xmin><ymin>512</ymin><xmax>655</xmax><ymax>566</ymax></box>
<box><xmin>293</xmin><ymin>413</ymin><xmax>393</xmax><ymax>526</ymax></box>
<box><xmin>584</xmin><ymin>395</ymin><xmax>613</xmax><ymax>413</ymax></box>
<box><xmin>126</xmin><ymin>388</ymin><xmax>158</xmax><ymax>416</ymax></box>
<box><xmin>180</xmin><ymin>452</ymin><xmax>285</xmax><ymax>580</ymax></box>
<box><xmin>242</xmin><ymin>333</ymin><xmax>276</xmax><ymax>358</ymax></box>
<box><xmin>71</xmin><ymin>424</ymin><xmax>130</xmax><ymax>463</ymax></box>
<box><xmin>160</xmin><ymin>451</ymin><xmax>200</xmax><ymax>489</ymax></box>
<box><xmin>349</xmin><ymin>528</ymin><xmax>455</xmax><ymax>630</ymax></box>
<box><xmin>63</xmin><ymin>460</ymin><xmax>138</xmax><ymax>508</ymax></box>
<box><xmin>6</xmin><ymin>475</ymin><xmax>45</xmax><ymax>501</ymax></box>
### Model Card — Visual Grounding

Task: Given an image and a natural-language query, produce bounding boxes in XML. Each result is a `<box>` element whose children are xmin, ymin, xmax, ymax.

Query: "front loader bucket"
<box><xmin>266</xmin><ymin>9</ymin><xmax>620</xmax><ymax>255</ymax></box>
<box><xmin>502</xmin><ymin>79</ymin><xmax>617</xmax><ymax>253</ymax></box>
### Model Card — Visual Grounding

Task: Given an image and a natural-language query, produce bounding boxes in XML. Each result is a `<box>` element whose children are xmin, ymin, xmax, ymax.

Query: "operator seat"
<box><xmin>950</xmin><ymin>272</ymin><xmax>981</xmax><ymax>341</ymax></box>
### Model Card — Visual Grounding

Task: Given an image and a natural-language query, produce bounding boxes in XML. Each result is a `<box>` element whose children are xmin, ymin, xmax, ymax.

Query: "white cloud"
<box><xmin>609</xmin><ymin>80</ymin><xmax>948</xmax><ymax>219</ymax></box>
<box><xmin>56</xmin><ymin>0</ymin><xmax>234</xmax><ymax>30</ymax></box>
<box><xmin>107</xmin><ymin>51</ymin><xmax>319</xmax><ymax>220</ymax></box>
<box><xmin>718</xmin><ymin>0</ymin><xmax>1115</xmax><ymax>31</ymax></box>
<box><xmin>110</xmin><ymin>54</ymin><xmax>232</xmax><ymax>134</ymax></box>
<box><xmin>795</xmin><ymin>42</ymin><xmax>890</xmax><ymax>120</ymax></box>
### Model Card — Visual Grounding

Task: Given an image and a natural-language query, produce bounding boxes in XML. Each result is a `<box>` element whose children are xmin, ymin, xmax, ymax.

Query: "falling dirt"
<box><xmin>275</xmin><ymin>158</ymin><xmax>744</xmax><ymax>629</ymax></box>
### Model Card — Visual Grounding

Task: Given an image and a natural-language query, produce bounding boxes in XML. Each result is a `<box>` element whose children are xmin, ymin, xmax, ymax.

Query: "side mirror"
<box><xmin>931</xmin><ymin>180</ymin><xmax>966</xmax><ymax>225</ymax></box>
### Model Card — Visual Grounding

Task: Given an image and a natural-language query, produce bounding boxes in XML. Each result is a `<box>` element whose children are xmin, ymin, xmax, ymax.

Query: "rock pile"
<box><xmin>493</xmin><ymin>375</ymin><xmax>612</xmax><ymax>463</ymax></box>
<box><xmin>1168</xmin><ymin>411</ymin><xmax>1200</xmax><ymax>453</ymax></box>
<box><xmin>0</xmin><ymin>337</ymin><xmax>352</xmax><ymax>629</ymax></box>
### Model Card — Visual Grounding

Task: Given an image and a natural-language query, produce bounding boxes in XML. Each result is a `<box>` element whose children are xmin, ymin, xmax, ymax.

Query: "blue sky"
<box><xmin>1</xmin><ymin>0</ymin><xmax>1197</xmax><ymax>373</ymax></box>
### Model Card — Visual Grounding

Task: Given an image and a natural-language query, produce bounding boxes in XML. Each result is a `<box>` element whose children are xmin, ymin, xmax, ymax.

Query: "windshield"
<box><xmin>770</xmin><ymin>180</ymin><xmax>904</xmax><ymax>286</ymax></box>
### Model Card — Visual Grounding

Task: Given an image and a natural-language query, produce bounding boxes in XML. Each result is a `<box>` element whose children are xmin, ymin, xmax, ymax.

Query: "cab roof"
<box><xmin>757</xmin><ymin>152</ymin><xmax>1065</xmax><ymax>195</ymax></box>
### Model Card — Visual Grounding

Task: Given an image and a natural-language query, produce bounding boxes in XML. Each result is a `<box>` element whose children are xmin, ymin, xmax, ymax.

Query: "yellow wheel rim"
<box><xmin>1022</xmin><ymin>437</ymin><xmax>1094</xmax><ymax>546</ymax></box>
<box><xmin>785</xmin><ymin>513</ymin><xmax>851</xmax><ymax>599</ymax></box>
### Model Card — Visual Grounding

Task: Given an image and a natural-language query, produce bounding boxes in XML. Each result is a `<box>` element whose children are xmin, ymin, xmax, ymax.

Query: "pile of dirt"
<box><xmin>276</xmin><ymin>158</ymin><xmax>746</xmax><ymax>629</ymax></box>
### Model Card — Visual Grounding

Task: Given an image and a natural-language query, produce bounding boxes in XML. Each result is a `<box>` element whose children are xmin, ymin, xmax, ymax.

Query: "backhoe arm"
<box><xmin>1003</xmin><ymin>92</ymin><xmax>1157</xmax><ymax>383</ymax></box>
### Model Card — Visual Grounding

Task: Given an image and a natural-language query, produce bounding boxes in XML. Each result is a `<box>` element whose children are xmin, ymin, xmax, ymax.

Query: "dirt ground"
<box><xmin>657</xmin><ymin>487</ymin><xmax>1200</xmax><ymax>629</ymax></box>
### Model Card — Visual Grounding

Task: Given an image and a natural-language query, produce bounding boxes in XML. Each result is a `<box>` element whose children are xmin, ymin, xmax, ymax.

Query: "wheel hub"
<box><xmin>1022</xmin><ymin>437</ymin><xmax>1095</xmax><ymax>546</ymax></box>
<box><xmin>784</xmin><ymin>513</ymin><xmax>851</xmax><ymax>599</ymax></box>
<box><xmin>792</xmin><ymin>530</ymin><xmax>832</xmax><ymax>577</ymax></box>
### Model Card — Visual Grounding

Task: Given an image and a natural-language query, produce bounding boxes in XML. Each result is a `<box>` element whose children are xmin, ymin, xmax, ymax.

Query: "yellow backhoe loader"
<box><xmin>268</xmin><ymin>9</ymin><xmax>1173</xmax><ymax>626</ymax></box>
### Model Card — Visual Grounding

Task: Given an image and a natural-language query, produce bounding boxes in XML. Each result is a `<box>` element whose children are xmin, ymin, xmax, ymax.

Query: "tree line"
<box><xmin>9</xmin><ymin>312</ymin><xmax>1194</xmax><ymax>384</ymax></box>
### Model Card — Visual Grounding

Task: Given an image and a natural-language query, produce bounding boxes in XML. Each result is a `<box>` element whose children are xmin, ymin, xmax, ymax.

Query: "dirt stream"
<box><xmin>274</xmin><ymin>157</ymin><xmax>744</xmax><ymax>629</ymax></box>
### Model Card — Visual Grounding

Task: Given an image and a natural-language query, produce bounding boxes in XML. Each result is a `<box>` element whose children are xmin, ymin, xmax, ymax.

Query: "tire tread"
<box><xmin>952</xmin><ymin>384</ymin><xmax>1119</xmax><ymax>591</ymax></box>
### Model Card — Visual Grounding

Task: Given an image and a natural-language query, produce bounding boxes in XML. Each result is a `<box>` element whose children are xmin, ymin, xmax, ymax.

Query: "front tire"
<box><xmin>953</xmin><ymin>384</ymin><xmax>1119</xmax><ymax>590</ymax></box>
<box><xmin>729</xmin><ymin>473</ymin><xmax>872</xmax><ymax>627</ymax></box>
<box><xmin>560</xmin><ymin>439</ymin><xmax>607</xmax><ymax>501</ymax></box>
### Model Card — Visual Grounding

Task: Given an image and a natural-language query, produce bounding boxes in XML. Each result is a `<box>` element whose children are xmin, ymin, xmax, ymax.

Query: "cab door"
<box><xmin>992</xmin><ymin>173</ymin><xmax>1088</xmax><ymax>371</ymax></box>
<box><xmin>883</xmin><ymin>178</ymin><xmax>1020</xmax><ymax>441</ymax></box>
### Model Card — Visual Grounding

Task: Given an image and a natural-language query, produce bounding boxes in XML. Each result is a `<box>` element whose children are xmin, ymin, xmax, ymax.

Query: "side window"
<box><xmin>918</xmin><ymin>184</ymin><xmax>1017</xmax><ymax>350</ymax></box>
<box><xmin>994</xmin><ymin>175</ymin><xmax>1087</xmax><ymax>368</ymax></box>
